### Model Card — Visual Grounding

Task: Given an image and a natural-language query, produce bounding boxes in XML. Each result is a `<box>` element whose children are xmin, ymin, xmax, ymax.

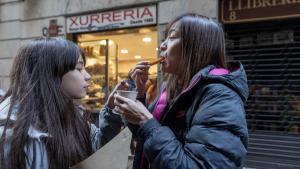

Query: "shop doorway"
<box><xmin>77</xmin><ymin>27</ymin><xmax>158</xmax><ymax>113</ymax></box>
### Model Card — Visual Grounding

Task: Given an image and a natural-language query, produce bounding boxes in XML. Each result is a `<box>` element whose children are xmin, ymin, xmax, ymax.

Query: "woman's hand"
<box><xmin>105</xmin><ymin>81</ymin><xmax>129</xmax><ymax>109</ymax></box>
<box><xmin>114</xmin><ymin>94</ymin><xmax>153</xmax><ymax>126</ymax></box>
<box><xmin>128</xmin><ymin>61</ymin><xmax>150</xmax><ymax>98</ymax></box>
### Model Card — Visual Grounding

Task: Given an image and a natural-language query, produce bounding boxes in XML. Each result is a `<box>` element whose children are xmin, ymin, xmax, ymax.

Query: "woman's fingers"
<box><xmin>132</xmin><ymin>63</ymin><xmax>150</xmax><ymax>72</ymax></box>
<box><xmin>110</xmin><ymin>81</ymin><xmax>128</xmax><ymax>96</ymax></box>
<box><xmin>118</xmin><ymin>81</ymin><xmax>129</xmax><ymax>90</ymax></box>
<box><xmin>114</xmin><ymin>96</ymin><xmax>124</xmax><ymax>108</ymax></box>
<box><xmin>114</xmin><ymin>95</ymin><xmax>133</xmax><ymax>110</ymax></box>
<box><xmin>134</xmin><ymin>64</ymin><xmax>150</xmax><ymax>69</ymax></box>
<box><xmin>135</xmin><ymin>61</ymin><xmax>149</xmax><ymax>66</ymax></box>
<box><xmin>115</xmin><ymin>94</ymin><xmax>131</xmax><ymax>102</ymax></box>
<box><xmin>131</xmin><ymin>63</ymin><xmax>150</xmax><ymax>75</ymax></box>
<box><xmin>131</xmin><ymin>69</ymin><xmax>149</xmax><ymax>79</ymax></box>
<box><xmin>114</xmin><ymin>94</ymin><xmax>153</xmax><ymax>125</ymax></box>
<box><xmin>114</xmin><ymin>95</ymin><xmax>143</xmax><ymax>114</ymax></box>
<box><xmin>106</xmin><ymin>81</ymin><xmax>129</xmax><ymax>109</ymax></box>
<box><xmin>122</xmin><ymin>112</ymin><xmax>140</xmax><ymax>122</ymax></box>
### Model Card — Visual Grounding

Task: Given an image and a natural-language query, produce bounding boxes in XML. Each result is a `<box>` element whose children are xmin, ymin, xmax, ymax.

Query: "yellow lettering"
<box><xmin>273</xmin><ymin>0</ymin><xmax>279</xmax><ymax>5</ymax></box>
<box><xmin>229</xmin><ymin>11</ymin><xmax>237</xmax><ymax>20</ymax></box>
<box><xmin>229</xmin><ymin>0</ymin><xmax>234</xmax><ymax>11</ymax></box>
<box><xmin>253</xmin><ymin>0</ymin><xmax>263</xmax><ymax>8</ymax></box>
<box><xmin>227</xmin><ymin>0</ymin><xmax>299</xmax><ymax>11</ymax></box>
<box><xmin>262</xmin><ymin>0</ymin><xmax>273</xmax><ymax>6</ymax></box>
<box><xmin>247</xmin><ymin>0</ymin><xmax>252</xmax><ymax>8</ymax></box>
<box><xmin>238</xmin><ymin>0</ymin><xmax>243</xmax><ymax>10</ymax></box>
<box><xmin>238</xmin><ymin>0</ymin><xmax>242</xmax><ymax>10</ymax></box>
<box><xmin>237</xmin><ymin>0</ymin><xmax>250</xmax><ymax>10</ymax></box>
<box><xmin>228</xmin><ymin>0</ymin><xmax>239</xmax><ymax>11</ymax></box>
<box><xmin>283</xmin><ymin>0</ymin><xmax>293</xmax><ymax>4</ymax></box>
<box><xmin>282</xmin><ymin>0</ymin><xmax>300</xmax><ymax>4</ymax></box>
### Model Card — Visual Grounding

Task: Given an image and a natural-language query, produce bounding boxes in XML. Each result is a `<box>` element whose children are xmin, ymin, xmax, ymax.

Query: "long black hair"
<box><xmin>164</xmin><ymin>13</ymin><xmax>227</xmax><ymax>100</ymax></box>
<box><xmin>0</xmin><ymin>38</ymin><xmax>93</xmax><ymax>169</ymax></box>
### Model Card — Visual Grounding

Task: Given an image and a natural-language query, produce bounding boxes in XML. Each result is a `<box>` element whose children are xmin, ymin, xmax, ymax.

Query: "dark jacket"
<box><xmin>130</xmin><ymin>62</ymin><xmax>249</xmax><ymax>169</ymax></box>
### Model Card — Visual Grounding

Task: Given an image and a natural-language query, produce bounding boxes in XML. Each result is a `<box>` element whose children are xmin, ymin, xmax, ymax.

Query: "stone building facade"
<box><xmin>0</xmin><ymin>0</ymin><xmax>218</xmax><ymax>90</ymax></box>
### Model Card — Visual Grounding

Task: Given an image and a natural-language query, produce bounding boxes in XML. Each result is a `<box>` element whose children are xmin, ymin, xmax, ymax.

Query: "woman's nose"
<box><xmin>160</xmin><ymin>41</ymin><xmax>167</xmax><ymax>51</ymax></box>
<box><xmin>84</xmin><ymin>70</ymin><xmax>91</xmax><ymax>81</ymax></box>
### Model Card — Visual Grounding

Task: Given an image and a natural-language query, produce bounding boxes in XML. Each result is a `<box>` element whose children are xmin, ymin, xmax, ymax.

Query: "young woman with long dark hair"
<box><xmin>114</xmin><ymin>13</ymin><xmax>249</xmax><ymax>169</ymax></box>
<box><xmin>0</xmin><ymin>38</ymin><xmax>122</xmax><ymax>169</ymax></box>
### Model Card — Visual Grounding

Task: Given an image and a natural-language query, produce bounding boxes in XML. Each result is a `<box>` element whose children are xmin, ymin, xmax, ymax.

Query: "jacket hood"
<box><xmin>0</xmin><ymin>97</ymin><xmax>49</xmax><ymax>140</ymax></box>
<box><xmin>192</xmin><ymin>62</ymin><xmax>249</xmax><ymax>103</ymax></box>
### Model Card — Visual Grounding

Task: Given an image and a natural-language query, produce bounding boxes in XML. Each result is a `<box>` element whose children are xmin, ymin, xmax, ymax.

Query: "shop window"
<box><xmin>77</xmin><ymin>27</ymin><xmax>158</xmax><ymax>114</ymax></box>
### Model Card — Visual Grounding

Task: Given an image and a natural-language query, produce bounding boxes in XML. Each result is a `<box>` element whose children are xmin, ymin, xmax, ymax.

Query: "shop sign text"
<box><xmin>67</xmin><ymin>5</ymin><xmax>156</xmax><ymax>33</ymax></box>
<box><xmin>42</xmin><ymin>19</ymin><xmax>63</xmax><ymax>37</ymax></box>
<box><xmin>220</xmin><ymin>0</ymin><xmax>300</xmax><ymax>23</ymax></box>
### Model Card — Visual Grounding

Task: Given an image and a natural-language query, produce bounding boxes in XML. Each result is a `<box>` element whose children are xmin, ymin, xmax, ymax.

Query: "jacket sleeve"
<box><xmin>91</xmin><ymin>107</ymin><xmax>124</xmax><ymax>150</ymax></box>
<box><xmin>138</xmin><ymin>84</ymin><xmax>248</xmax><ymax>169</ymax></box>
<box><xmin>127</xmin><ymin>94</ymin><xmax>149</xmax><ymax>138</ymax></box>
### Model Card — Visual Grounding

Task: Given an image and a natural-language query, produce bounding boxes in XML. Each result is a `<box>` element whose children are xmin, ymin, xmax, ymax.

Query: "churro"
<box><xmin>149</xmin><ymin>57</ymin><xmax>166</xmax><ymax>66</ymax></box>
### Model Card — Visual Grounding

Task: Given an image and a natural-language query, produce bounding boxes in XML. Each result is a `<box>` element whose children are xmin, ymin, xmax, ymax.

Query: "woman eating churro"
<box><xmin>114</xmin><ymin>13</ymin><xmax>248</xmax><ymax>169</ymax></box>
<box><xmin>148</xmin><ymin>56</ymin><xmax>166</xmax><ymax>66</ymax></box>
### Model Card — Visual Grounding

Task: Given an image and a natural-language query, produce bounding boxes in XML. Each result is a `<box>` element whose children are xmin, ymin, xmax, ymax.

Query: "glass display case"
<box><xmin>79</xmin><ymin>40</ymin><xmax>117</xmax><ymax>113</ymax></box>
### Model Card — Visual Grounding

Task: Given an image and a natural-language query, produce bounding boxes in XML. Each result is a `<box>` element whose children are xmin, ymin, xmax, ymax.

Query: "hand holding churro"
<box><xmin>148</xmin><ymin>57</ymin><xmax>166</xmax><ymax>66</ymax></box>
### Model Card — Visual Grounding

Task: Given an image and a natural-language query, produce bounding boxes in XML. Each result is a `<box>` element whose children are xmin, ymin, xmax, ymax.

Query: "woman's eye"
<box><xmin>168</xmin><ymin>31</ymin><xmax>177</xmax><ymax>37</ymax></box>
<box><xmin>168</xmin><ymin>33</ymin><xmax>178</xmax><ymax>39</ymax></box>
<box><xmin>168</xmin><ymin>36</ymin><xmax>178</xmax><ymax>41</ymax></box>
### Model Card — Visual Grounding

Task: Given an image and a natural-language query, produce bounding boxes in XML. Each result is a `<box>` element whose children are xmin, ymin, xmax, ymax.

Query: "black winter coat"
<box><xmin>129</xmin><ymin>62</ymin><xmax>249</xmax><ymax>169</ymax></box>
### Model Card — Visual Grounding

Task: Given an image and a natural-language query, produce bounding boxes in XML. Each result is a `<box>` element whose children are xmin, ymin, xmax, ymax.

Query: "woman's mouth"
<box><xmin>83</xmin><ymin>85</ymin><xmax>89</xmax><ymax>90</ymax></box>
<box><xmin>160</xmin><ymin>56</ymin><xmax>167</xmax><ymax>64</ymax></box>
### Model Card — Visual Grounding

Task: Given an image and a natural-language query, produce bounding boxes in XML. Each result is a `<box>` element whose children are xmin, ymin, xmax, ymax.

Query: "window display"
<box><xmin>79</xmin><ymin>40</ymin><xmax>117</xmax><ymax>113</ymax></box>
<box><xmin>77</xmin><ymin>27</ymin><xmax>157</xmax><ymax>114</ymax></box>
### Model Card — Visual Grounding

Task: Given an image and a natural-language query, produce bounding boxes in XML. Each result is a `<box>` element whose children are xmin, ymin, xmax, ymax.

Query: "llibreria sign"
<box><xmin>219</xmin><ymin>0</ymin><xmax>300</xmax><ymax>23</ymax></box>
